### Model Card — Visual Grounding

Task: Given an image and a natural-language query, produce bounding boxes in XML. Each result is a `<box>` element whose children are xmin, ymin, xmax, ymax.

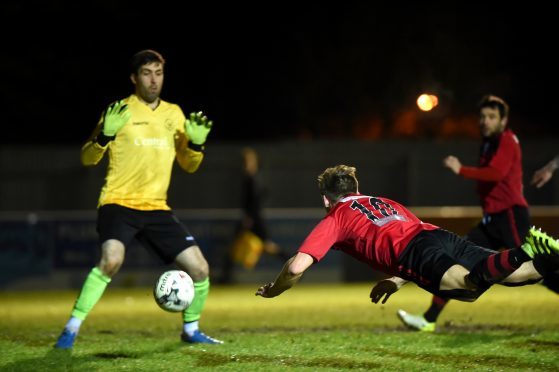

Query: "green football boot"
<box><xmin>521</xmin><ymin>226</ymin><xmax>559</xmax><ymax>259</ymax></box>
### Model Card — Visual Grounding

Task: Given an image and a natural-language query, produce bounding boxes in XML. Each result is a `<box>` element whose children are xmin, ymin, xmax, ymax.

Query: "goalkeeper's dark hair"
<box><xmin>318</xmin><ymin>165</ymin><xmax>358</xmax><ymax>202</ymax></box>
<box><xmin>479</xmin><ymin>94</ymin><xmax>509</xmax><ymax>119</ymax></box>
<box><xmin>130</xmin><ymin>49</ymin><xmax>165</xmax><ymax>75</ymax></box>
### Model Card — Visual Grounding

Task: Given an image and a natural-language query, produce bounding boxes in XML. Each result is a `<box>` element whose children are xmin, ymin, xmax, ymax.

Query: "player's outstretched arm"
<box><xmin>255</xmin><ymin>252</ymin><xmax>314</xmax><ymax>298</ymax></box>
<box><xmin>80</xmin><ymin>100</ymin><xmax>130</xmax><ymax>166</ymax></box>
<box><xmin>531</xmin><ymin>155</ymin><xmax>559</xmax><ymax>188</ymax></box>
<box><xmin>442</xmin><ymin>155</ymin><xmax>462</xmax><ymax>175</ymax></box>
<box><xmin>370</xmin><ymin>276</ymin><xmax>408</xmax><ymax>304</ymax></box>
<box><xmin>177</xmin><ymin>111</ymin><xmax>213</xmax><ymax>172</ymax></box>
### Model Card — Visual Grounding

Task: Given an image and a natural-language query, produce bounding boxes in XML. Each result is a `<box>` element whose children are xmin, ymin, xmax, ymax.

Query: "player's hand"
<box><xmin>255</xmin><ymin>282</ymin><xmax>274</xmax><ymax>298</ymax></box>
<box><xmin>185</xmin><ymin>111</ymin><xmax>213</xmax><ymax>145</ymax></box>
<box><xmin>531</xmin><ymin>168</ymin><xmax>553</xmax><ymax>188</ymax></box>
<box><xmin>102</xmin><ymin>100</ymin><xmax>131</xmax><ymax>136</ymax></box>
<box><xmin>442</xmin><ymin>155</ymin><xmax>461</xmax><ymax>175</ymax></box>
<box><xmin>370</xmin><ymin>279</ymin><xmax>399</xmax><ymax>304</ymax></box>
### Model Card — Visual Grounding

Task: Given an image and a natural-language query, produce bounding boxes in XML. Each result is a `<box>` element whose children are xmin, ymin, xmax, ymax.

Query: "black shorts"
<box><xmin>466</xmin><ymin>205</ymin><xmax>529</xmax><ymax>250</ymax></box>
<box><xmin>397</xmin><ymin>229</ymin><xmax>495</xmax><ymax>296</ymax></box>
<box><xmin>97</xmin><ymin>204</ymin><xmax>198</xmax><ymax>264</ymax></box>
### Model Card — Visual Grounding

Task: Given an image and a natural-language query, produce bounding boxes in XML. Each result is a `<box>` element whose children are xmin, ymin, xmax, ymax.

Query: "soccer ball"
<box><xmin>153</xmin><ymin>270</ymin><xmax>195</xmax><ymax>312</ymax></box>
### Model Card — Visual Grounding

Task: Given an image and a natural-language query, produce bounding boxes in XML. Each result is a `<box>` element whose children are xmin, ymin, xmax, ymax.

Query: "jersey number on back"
<box><xmin>350</xmin><ymin>198</ymin><xmax>404</xmax><ymax>226</ymax></box>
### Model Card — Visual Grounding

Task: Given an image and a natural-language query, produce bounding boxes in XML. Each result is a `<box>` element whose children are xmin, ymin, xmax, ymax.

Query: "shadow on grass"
<box><xmin>356</xmin><ymin>327</ymin><xmax>558</xmax><ymax>371</ymax></box>
<box><xmin>189</xmin><ymin>349</ymin><xmax>382</xmax><ymax>369</ymax></box>
<box><xmin>0</xmin><ymin>344</ymin><xmax>381</xmax><ymax>371</ymax></box>
<box><xmin>0</xmin><ymin>343</ymin><xmax>183</xmax><ymax>371</ymax></box>
<box><xmin>221</xmin><ymin>325</ymin><xmax>405</xmax><ymax>334</ymax></box>
<box><xmin>3</xmin><ymin>326</ymin><xmax>557</xmax><ymax>371</ymax></box>
<box><xmin>358</xmin><ymin>343</ymin><xmax>545</xmax><ymax>371</ymax></box>
<box><xmin>1</xmin><ymin>349</ymin><xmax>79</xmax><ymax>371</ymax></box>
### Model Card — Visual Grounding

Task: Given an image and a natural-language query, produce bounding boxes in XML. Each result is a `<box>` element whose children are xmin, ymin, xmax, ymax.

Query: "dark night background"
<box><xmin>3</xmin><ymin>2</ymin><xmax>557</xmax><ymax>144</ymax></box>
<box><xmin>2</xmin><ymin>3</ymin><xmax>559</xmax><ymax>294</ymax></box>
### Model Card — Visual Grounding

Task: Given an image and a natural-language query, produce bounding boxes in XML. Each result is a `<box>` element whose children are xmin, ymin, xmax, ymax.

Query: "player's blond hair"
<box><xmin>318</xmin><ymin>165</ymin><xmax>358</xmax><ymax>202</ymax></box>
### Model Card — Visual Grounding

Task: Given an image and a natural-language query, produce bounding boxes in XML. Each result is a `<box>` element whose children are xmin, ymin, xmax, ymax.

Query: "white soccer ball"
<box><xmin>153</xmin><ymin>270</ymin><xmax>195</xmax><ymax>312</ymax></box>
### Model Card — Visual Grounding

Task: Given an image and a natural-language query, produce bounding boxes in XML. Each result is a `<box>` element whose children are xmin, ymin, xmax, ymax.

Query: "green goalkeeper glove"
<box><xmin>185</xmin><ymin>111</ymin><xmax>213</xmax><ymax>145</ymax></box>
<box><xmin>102</xmin><ymin>100</ymin><xmax>131</xmax><ymax>136</ymax></box>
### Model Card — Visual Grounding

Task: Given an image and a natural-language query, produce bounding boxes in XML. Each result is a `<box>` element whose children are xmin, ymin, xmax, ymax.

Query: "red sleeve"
<box><xmin>298</xmin><ymin>216</ymin><xmax>339</xmax><ymax>262</ymax></box>
<box><xmin>459</xmin><ymin>133</ymin><xmax>516</xmax><ymax>182</ymax></box>
<box><xmin>459</xmin><ymin>165</ymin><xmax>503</xmax><ymax>181</ymax></box>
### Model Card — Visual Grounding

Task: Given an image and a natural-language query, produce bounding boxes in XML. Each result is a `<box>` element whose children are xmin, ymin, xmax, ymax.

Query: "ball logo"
<box><xmin>153</xmin><ymin>270</ymin><xmax>195</xmax><ymax>312</ymax></box>
<box><xmin>158</xmin><ymin>273</ymin><xmax>170</xmax><ymax>293</ymax></box>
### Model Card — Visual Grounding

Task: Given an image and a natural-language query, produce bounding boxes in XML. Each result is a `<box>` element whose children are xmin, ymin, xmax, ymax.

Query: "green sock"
<box><xmin>71</xmin><ymin>267</ymin><xmax>111</xmax><ymax>321</ymax></box>
<box><xmin>183</xmin><ymin>277</ymin><xmax>209</xmax><ymax>323</ymax></box>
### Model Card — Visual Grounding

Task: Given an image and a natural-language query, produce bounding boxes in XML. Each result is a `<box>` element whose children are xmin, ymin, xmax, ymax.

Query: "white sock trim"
<box><xmin>183</xmin><ymin>320</ymin><xmax>199</xmax><ymax>336</ymax></box>
<box><xmin>65</xmin><ymin>316</ymin><xmax>82</xmax><ymax>334</ymax></box>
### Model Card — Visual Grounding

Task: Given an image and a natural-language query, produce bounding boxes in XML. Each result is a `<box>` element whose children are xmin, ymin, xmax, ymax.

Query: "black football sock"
<box><xmin>423</xmin><ymin>295</ymin><xmax>448</xmax><ymax>323</ymax></box>
<box><xmin>467</xmin><ymin>248</ymin><xmax>531</xmax><ymax>287</ymax></box>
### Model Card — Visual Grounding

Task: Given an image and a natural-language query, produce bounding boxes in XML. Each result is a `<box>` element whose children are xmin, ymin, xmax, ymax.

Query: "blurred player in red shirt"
<box><xmin>398</xmin><ymin>95</ymin><xmax>558</xmax><ymax>332</ymax></box>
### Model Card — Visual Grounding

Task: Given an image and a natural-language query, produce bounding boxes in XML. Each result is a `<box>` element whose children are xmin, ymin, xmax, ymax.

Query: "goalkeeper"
<box><xmin>55</xmin><ymin>50</ymin><xmax>222</xmax><ymax>349</ymax></box>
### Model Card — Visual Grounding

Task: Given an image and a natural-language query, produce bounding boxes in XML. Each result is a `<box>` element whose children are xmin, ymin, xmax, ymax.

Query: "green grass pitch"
<box><xmin>1</xmin><ymin>283</ymin><xmax>558</xmax><ymax>371</ymax></box>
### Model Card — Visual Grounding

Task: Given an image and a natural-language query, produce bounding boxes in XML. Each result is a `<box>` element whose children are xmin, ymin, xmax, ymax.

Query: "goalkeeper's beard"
<box><xmin>138</xmin><ymin>85</ymin><xmax>161</xmax><ymax>104</ymax></box>
<box><xmin>144</xmin><ymin>91</ymin><xmax>160</xmax><ymax>103</ymax></box>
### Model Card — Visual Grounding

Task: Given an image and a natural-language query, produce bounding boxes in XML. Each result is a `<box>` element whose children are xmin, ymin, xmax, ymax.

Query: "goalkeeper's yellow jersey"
<box><xmin>81</xmin><ymin>94</ymin><xmax>203</xmax><ymax>211</ymax></box>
